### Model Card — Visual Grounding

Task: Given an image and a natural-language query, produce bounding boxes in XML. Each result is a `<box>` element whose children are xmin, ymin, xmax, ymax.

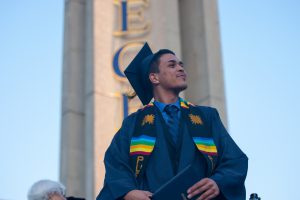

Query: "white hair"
<box><xmin>27</xmin><ymin>179</ymin><xmax>66</xmax><ymax>200</ymax></box>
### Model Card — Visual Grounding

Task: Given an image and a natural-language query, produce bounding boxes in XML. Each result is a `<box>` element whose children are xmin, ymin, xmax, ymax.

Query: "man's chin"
<box><xmin>176</xmin><ymin>84</ymin><xmax>188</xmax><ymax>93</ymax></box>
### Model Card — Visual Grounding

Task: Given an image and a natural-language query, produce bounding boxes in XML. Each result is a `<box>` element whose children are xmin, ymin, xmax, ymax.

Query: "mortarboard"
<box><xmin>124</xmin><ymin>42</ymin><xmax>175</xmax><ymax>105</ymax></box>
<box><xmin>124</xmin><ymin>42</ymin><xmax>153</xmax><ymax>105</ymax></box>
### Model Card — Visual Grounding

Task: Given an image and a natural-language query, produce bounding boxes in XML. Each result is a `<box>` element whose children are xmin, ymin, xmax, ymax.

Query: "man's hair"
<box><xmin>28</xmin><ymin>180</ymin><xmax>66</xmax><ymax>200</ymax></box>
<box><xmin>149</xmin><ymin>49</ymin><xmax>175</xmax><ymax>74</ymax></box>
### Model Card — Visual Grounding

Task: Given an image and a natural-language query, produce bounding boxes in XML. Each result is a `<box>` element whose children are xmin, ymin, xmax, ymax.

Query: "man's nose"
<box><xmin>177</xmin><ymin>64</ymin><xmax>185</xmax><ymax>71</ymax></box>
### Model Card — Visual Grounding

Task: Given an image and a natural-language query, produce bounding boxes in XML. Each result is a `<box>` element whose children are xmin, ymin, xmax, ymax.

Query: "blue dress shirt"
<box><xmin>153</xmin><ymin>99</ymin><xmax>181</xmax><ymax>123</ymax></box>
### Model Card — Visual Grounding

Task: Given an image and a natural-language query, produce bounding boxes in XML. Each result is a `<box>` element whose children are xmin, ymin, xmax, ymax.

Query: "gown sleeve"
<box><xmin>208</xmin><ymin>108</ymin><xmax>248</xmax><ymax>200</ymax></box>
<box><xmin>96</xmin><ymin>114</ymin><xmax>138</xmax><ymax>200</ymax></box>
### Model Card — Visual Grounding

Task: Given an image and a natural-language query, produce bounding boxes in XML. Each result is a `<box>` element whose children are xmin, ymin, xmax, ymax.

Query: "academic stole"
<box><xmin>129</xmin><ymin>100</ymin><xmax>218</xmax><ymax>180</ymax></box>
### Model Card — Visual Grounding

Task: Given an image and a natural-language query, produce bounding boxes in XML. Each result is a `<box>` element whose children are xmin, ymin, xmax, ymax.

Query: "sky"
<box><xmin>0</xmin><ymin>0</ymin><xmax>299</xmax><ymax>199</ymax></box>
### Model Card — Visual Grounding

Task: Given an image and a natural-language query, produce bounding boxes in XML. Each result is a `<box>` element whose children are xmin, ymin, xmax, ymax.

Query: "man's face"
<box><xmin>153</xmin><ymin>53</ymin><xmax>187</xmax><ymax>92</ymax></box>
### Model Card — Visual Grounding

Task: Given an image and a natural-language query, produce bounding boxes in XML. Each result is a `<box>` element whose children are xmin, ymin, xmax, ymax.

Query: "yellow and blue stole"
<box><xmin>129</xmin><ymin>99</ymin><xmax>218</xmax><ymax>179</ymax></box>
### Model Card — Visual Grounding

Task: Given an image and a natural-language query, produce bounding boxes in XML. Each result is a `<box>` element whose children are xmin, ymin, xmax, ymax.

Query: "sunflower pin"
<box><xmin>189</xmin><ymin>114</ymin><xmax>203</xmax><ymax>125</ymax></box>
<box><xmin>142</xmin><ymin>114</ymin><xmax>155</xmax><ymax>126</ymax></box>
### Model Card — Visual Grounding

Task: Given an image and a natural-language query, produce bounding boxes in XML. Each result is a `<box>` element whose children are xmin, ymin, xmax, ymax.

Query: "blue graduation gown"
<box><xmin>96</xmin><ymin>106</ymin><xmax>248</xmax><ymax>200</ymax></box>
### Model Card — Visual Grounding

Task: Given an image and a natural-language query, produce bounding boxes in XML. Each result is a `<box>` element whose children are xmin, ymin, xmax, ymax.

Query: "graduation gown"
<box><xmin>96</xmin><ymin>106</ymin><xmax>248</xmax><ymax>200</ymax></box>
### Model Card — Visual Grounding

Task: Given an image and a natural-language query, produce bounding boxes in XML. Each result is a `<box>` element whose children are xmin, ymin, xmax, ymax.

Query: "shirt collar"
<box><xmin>153</xmin><ymin>98</ymin><xmax>181</xmax><ymax>113</ymax></box>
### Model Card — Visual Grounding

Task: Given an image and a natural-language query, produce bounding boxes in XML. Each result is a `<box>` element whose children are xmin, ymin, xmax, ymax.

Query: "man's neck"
<box><xmin>153</xmin><ymin>90</ymin><xmax>179</xmax><ymax>104</ymax></box>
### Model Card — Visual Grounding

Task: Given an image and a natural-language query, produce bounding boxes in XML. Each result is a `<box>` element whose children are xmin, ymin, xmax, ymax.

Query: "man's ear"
<box><xmin>149</xmin><ymin>73</ymin><xmax>159</xmax><ymax>85</ymax></box>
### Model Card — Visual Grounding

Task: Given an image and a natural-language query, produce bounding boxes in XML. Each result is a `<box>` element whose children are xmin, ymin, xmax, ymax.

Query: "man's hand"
<box><xmin>124</xmin><ymin>190</ymin><xmax>152</xmax><ymax>200</ymax></box>
<box><xmin>187</xmin><ymin>178</ymin><xmax>219</xmax><ymax>200</ymax></box>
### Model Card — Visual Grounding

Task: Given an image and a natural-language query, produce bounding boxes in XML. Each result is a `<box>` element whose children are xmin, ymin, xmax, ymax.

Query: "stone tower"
<box><xmin>60</xmin><ymin>0</ymin><xmax>226</xmax><ymax>199</ymax></box>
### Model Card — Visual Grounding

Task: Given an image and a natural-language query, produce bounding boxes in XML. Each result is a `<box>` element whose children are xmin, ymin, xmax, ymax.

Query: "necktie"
<box><xmin>164</xmin><ymin>105</ymin><xmax>180</xmax><ymax>144</ymax></box>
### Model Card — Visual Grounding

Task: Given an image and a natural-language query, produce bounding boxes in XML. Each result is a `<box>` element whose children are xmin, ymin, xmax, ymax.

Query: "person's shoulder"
<box><xmin>191</xmin><ymin>104</ymin><xmax>217</xmax><ymax>114</ymax></box>
<box><xmin>113</xmin><ymin>111</ymin><xmax>139</xmax><ymax>139</ymax></box>
<box><xmin>116</xmin><ymin>106</ymin><xmax>152</xmax><ymax>138</ymax></box>
<box><xmin>121</xmin><ymin>105</ymin><xmax>151</xmax><ymax>125</ymax></box>
<box><xmin>188</xmin><ymin>103</ymin><xmax>220</xmax><ymax>124</ymax></box>
<box><xmin>121</xmin><ymin>110</ymin><xmax>139</xmax><ymax>127</ymax></box>
<box><xmin>67</xmin><ymin>197</ymin><xmax>85</xmax><ymax>200</ymax></box>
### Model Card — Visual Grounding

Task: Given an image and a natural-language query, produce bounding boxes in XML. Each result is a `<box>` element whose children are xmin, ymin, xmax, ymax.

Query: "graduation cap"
<box><xmin>124</xmin><ymin>42</ymin><xmax>175</xmax><ymax>105</ymax></box>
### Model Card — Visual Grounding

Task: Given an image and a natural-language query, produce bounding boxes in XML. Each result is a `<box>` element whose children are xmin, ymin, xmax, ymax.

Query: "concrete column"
<box><xmin>179</xmin><ymin>0</ymin><xmax>227</xmax><ymax>126</ymax></box>
<box><xmin>60</xmin><ymin>0</ymin><xmax>87</xmax><ymax>197</ymax></box>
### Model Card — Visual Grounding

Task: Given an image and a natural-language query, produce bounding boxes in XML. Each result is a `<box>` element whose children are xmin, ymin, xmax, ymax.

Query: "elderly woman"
<box><xmin>28</xmin><ymin>179</ymin><xmax>84</xmax><ymax>200</ymax></box>
<box><xmin>28</xmin><ymin>180</ymin><xmax>66</xmax><ymax>200</ymax></box>
<box><xmin>27</xmin><ymin>180</ymin><xmax>85</xmax><ymax>200</ymax></box>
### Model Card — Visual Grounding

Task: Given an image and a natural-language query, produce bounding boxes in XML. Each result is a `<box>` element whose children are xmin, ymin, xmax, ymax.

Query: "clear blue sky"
<box><xmin>1</xmin><ymin>0</ymin><xmax>299</xmax><ymax>199</ymax></box>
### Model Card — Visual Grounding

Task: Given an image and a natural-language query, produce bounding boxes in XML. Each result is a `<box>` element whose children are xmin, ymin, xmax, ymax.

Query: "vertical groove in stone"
<box><xmin>60</xmin><ymin>0</ymin><xmax>87</xmax><ymax>197</ymax></box>
<box><xmin>84</xmin><ymin>0</ymin><xmax>95</xmax><ymax>199</ymax></box>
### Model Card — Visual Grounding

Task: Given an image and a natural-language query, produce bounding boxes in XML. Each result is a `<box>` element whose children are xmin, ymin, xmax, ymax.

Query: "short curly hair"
<box><xmin>28</xmin><ymin>179</ymin><xmax>66</xmax><ymax>200</ymax></box>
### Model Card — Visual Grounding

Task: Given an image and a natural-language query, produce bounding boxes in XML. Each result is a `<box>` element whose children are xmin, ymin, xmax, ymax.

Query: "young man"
<box><xmin>97</xmin><ymin>43</ymin><xmax>248</xmax><ymax>200</ymax></box>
